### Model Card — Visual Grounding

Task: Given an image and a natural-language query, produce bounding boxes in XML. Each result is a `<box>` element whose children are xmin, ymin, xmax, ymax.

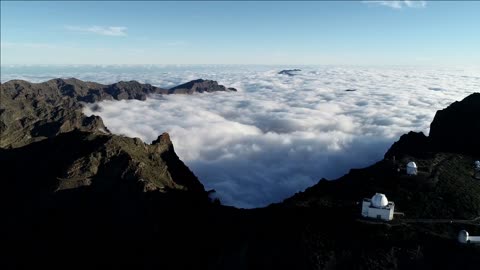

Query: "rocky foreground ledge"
<box><xmin>1</xmin><ymin>76</ymin><xmax>479</xmax><ymax>269</ymax></box>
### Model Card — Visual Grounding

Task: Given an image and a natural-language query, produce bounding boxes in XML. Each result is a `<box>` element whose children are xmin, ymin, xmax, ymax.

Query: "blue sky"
<box><xmin>1</xmin><ymin>1</ymin><xmax>479</xmax><ymax>65</ymax></box>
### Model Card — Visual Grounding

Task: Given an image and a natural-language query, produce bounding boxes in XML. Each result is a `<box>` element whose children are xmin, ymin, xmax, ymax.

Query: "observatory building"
<box><xmin>361</xmin><ymin>193</ymin><xmax>395</xmax><ymax>221</ymax></box>
<box><xmin>474</xmin><ymin>161</ymin><xmax>480</xmax><ymax>179</ymax></box>
<box><xmin>458</xmin><ymin>230</ymin><xmax>480</xmax><ymax>244</ymax></box>
<box><xmin>406</xmin><ymin>161</ymin><xmax>418</xmax><ymax>175</ymax></box>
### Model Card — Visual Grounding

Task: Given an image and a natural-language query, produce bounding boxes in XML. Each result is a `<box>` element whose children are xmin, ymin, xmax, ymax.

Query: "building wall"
<box><xmin>361</xmin><ymin>199</ymin><xmax>394</xmax><ymax>221</ymax></box>
<box><xmin>366</xmin><ymin>206</ymin><xmax>394</xmax><ymax>221</ymax></box>
<box><xmin>388</xmin><ymin>203</ymin><xmax>394</xmax><ymax>220</ymax></box>
<box><xmin>407</xmin><ymin>167</ymin><xmax>417</xmax><ymax>175</ymax></box>
<box><xmin>469</xmin><ymin>236</ymin><xmax>480</xmax><ymax>243</ymax></box>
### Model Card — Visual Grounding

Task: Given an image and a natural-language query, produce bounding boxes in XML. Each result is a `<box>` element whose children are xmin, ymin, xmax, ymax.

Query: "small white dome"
<box><xmin>458</xmin><ymin>230</ymin><xmax>469</xmax><ymax>243</ymax></box>
<box><xmin>371</xmin><ymin>193</ymin><xmax>388</xmax><ymax>208</ymax></box>
<box><xmin>475</xmin><ymin>160</ymin><xmax>480</xmax><ymax>168</ymax></box>
<box><xmin>407</xmin><ymin>161</ymin><xmax>417</xmax><ymax>168</ymax></box>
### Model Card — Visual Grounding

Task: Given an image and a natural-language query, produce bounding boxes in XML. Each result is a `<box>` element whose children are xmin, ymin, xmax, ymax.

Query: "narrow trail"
<box><xmin>402</xmin><ymin>216</ymin><xmax>480</xmax><ymax>225</ymax></box>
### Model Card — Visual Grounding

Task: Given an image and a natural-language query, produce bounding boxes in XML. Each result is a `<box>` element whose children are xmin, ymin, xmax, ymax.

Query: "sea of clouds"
<box><xmin>2</xmin><ymin>65</ymin><xmax>479</xmax><ymax>208</ymax></box>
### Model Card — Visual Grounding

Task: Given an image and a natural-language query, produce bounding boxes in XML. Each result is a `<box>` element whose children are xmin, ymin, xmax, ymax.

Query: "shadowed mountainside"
<box><xmin>0</xmin><ymin>78</ymin><xmax>479</xmax><ymax>269</ymax></box>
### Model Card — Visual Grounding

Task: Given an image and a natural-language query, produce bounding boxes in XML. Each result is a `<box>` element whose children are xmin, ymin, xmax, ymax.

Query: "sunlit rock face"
<box><xmin>3</xmin><ymin>65</ymin><xmax>479</xmax><ymax>208</ymax></box>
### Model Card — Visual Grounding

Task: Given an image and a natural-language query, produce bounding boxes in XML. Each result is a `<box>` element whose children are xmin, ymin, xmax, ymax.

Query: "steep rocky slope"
<box><xmin>429</xmin><ymin>92</ymin><xmax>480</xmax><ymax>154</ymax></box>
<box><xmin>0</xmin><ymin>130</ymin><xmax>204</xmax><ymax>196</ymax></box>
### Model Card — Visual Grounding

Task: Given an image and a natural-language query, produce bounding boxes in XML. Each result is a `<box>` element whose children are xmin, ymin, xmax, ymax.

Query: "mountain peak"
<box><xmin>152</xmin><ymin>132</ymin><xmax>172</xmax><ymax>146</ymax></box>
<box><xmin>168</xmin><ymin>79</ymin><xmax>237</xmax><ymax>94</ymax></box>
<box><xmin>429</xmin><ymin>92</ymin><xmax>480</xmax><ymax>154</ymax></box>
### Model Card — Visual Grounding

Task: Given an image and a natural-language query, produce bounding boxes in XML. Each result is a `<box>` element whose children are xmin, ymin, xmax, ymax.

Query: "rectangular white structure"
<box><xmin>469</xmin><ymin>236</ymin><xmax>480</xmax><ymax>243</ymax></box>
<box><xmin>361</xmin><ymin>198</ymin><xmax>394</xmax><ymax>221</ymax></box>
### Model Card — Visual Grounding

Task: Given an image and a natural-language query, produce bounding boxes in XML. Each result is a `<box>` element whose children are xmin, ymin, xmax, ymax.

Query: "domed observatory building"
<box><xmin>361</xmin><ymin>193</ymin><xmax>395</xmax><ymax>221</ymax></box>
<box><xmin>406</xmin><ymin>161</ymin><xmax>418</xmax><ymax>175</ymax></box>
<box><xmin>458</xmin><ymin>230</ymin><xmax>480</xmax><ymax>244</ymax></box>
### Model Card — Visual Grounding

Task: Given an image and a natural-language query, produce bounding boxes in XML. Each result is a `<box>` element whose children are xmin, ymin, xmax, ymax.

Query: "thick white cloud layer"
<box><xmin>3</xmin><ymin>65</ymin><xmax>479</xmax><ymax>208</ymax></box>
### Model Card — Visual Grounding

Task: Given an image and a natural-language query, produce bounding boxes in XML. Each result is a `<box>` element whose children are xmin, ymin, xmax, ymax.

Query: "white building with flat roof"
<box><xmin>361</xmin><ymin>193</ymin><xmax>395</xmax><ymax>221</ymax></box>
<box><xmin>458</xmin><ymin>230</ymin><xmax>480</xmax><ymax>244</ymax></box>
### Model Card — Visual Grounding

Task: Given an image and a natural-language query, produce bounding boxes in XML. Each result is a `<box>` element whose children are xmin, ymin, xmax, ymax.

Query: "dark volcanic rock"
<box><xmin>383</xmin><ymin>93</ymin><xmax>480</xmax><ymax>159</ymax></box>
<box><xmin>0</xmin><ymin>129</ymin><xmax>205</xmax><ymax>194</ymax></box>
<box><xmin>384</xmin><ymin>131</ymin><xmax>431</xmax><ymax>159</ymax></box>
<box><xmin>429</xmin><ymin>92</ymin><xmax>480</xmax><ymax>155</ymax></box>
<box><xmin>278</xmin><ymin>69</ymin><xmax>302</xmax><ymax>76</ymax></box>
<box><xmin>168</xmin><ymin>79</ymin><xmax>237</xmax><ymax>94</ymax></box>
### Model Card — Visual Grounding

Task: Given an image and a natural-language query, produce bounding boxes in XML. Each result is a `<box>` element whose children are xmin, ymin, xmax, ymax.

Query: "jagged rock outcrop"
<box><xmin>429</xmin><ymin>92</ymin><xmax>480</xmax><ymax>154</ymax></box>
<box><xmin>0</xmin><ymin>130</ymin><xmax>205</xmax><ymax>196</ymax></box>
<box><xmin>384</xmin><ymin>92</ymin><xmax>480</xmax><ymax>159</ymax></box>
<box><xmin>0</xmin><ymin>78</ymin><xmax>235</xmax><ymax>148</ymax></box>
<box><xmin>168</xmin><ymin>79</ymin><xmax>237</xmax><ymax>94</ymax></box>
<box><xmin>384</xmin><ymin>131</ymin><xmax>431</xmax><ymax>159</ymax></box>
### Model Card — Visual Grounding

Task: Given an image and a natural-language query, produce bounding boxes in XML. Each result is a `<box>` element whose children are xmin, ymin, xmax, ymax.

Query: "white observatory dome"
<box><xmin>407</xmin><ymin>161</ymin><xmax>417</xmax><ymax>168</ymax></box>
<box><xmin>371</xmin><ymin>193</ymin><xmax>389</xmax><ymax>208</ymax></box>
<box><xmin>475</xmin><ymin>160</ymin><xmax>480</xmax><ymax>169</ymax></box>
<box><xmin>458</xmin><ymin>230</ymin><xmax>469</xmax><ymax>244</ymax></box>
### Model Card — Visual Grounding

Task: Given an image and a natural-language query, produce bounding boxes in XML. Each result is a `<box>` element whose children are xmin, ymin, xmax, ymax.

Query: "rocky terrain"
<box><xmin>0</xmin><ymin>78</ymin><xmax>479</xmax><ymax>269</ymax></box>
<box><xmin>0</xmin><ymin>78</ymin><xmax>236</xmax><ymax>148</ymax></box>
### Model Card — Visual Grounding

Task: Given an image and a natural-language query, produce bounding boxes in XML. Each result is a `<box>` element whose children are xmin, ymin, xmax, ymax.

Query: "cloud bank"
<box><xmin>363</xmin><ymin>1</ymin><xmax>427</xmax><ymax>9</ymax></box>
<box><xmin>3</xmin><ymin>65</ymin><xmax>478</xmax><ymax>208</ymax></box>
<box><xmin>65</xmin><ymin>25</ymin><xmax>127</xmax><ymax>36</ymax></box>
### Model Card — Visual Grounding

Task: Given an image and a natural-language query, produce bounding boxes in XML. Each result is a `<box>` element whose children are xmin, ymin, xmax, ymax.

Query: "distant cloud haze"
<box><xmin>1</xmin><ymin>42</ymin><xmax>60</xmax><ymax>49</ymax></box>
<box><xmin>363</xmin><ymin>0</ymin><xmax>427</xmax><ymax>9</ymax></box>
<box><xmin>65</xmin><ymin>25</ymin><xmax>128</xmax><ymax>36</ymax></box>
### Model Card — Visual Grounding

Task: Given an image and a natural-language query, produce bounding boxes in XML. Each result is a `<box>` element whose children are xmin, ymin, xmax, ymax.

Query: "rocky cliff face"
<box><xmin>385</xmin><ymin>93</ymin><xmax>480</xmax><ymax>159</ymax></box>
<box><xmin>0</xmin><ymin>130</ymin><xmax>204</xmax><ymax>198</ymax></box>
<box><xmin>429</xmin><ymin>92</ymin><xmax>480</xmax><ymax>154</ymax></box>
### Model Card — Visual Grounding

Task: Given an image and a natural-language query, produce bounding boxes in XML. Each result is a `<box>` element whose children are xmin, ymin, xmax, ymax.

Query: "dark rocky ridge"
<box><xmin>385</xmin><ymin>92</ymin><xmax>480</xmax><ymax>159</ymax></box>
<box><xmin>1</xmin><ymin>78</ymin><xmax>479</xmax><ymax>269</ymax></box>
<box><xmin>278</xmin><ymin>69</ymin><xmax>302</xmax><ymax>76</ymax></box>
<box><xmin>429</xmin><ymin>92</ymin><xmax>480</xmax><ymax>154</ymax></box>
<box><xmin>168</xmin><ymin>79</ymin><xmax>237</xmax><ymax>94</ymax></box>
<box><xmin>0</xmin><ymin>78</ymin><xmax>235</xmax><ymax>148</ymax></box>
<box><xmin>1</xmin><ymin>130</ymin><xmax>204</xmax><ymax>195</ymax></box>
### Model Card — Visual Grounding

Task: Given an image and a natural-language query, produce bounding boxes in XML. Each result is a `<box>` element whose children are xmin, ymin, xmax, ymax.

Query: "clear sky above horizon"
<box><xmin>1</xmin><ymin>1</ymin><xmax>479</xmax><ymax>66</ymax></box>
